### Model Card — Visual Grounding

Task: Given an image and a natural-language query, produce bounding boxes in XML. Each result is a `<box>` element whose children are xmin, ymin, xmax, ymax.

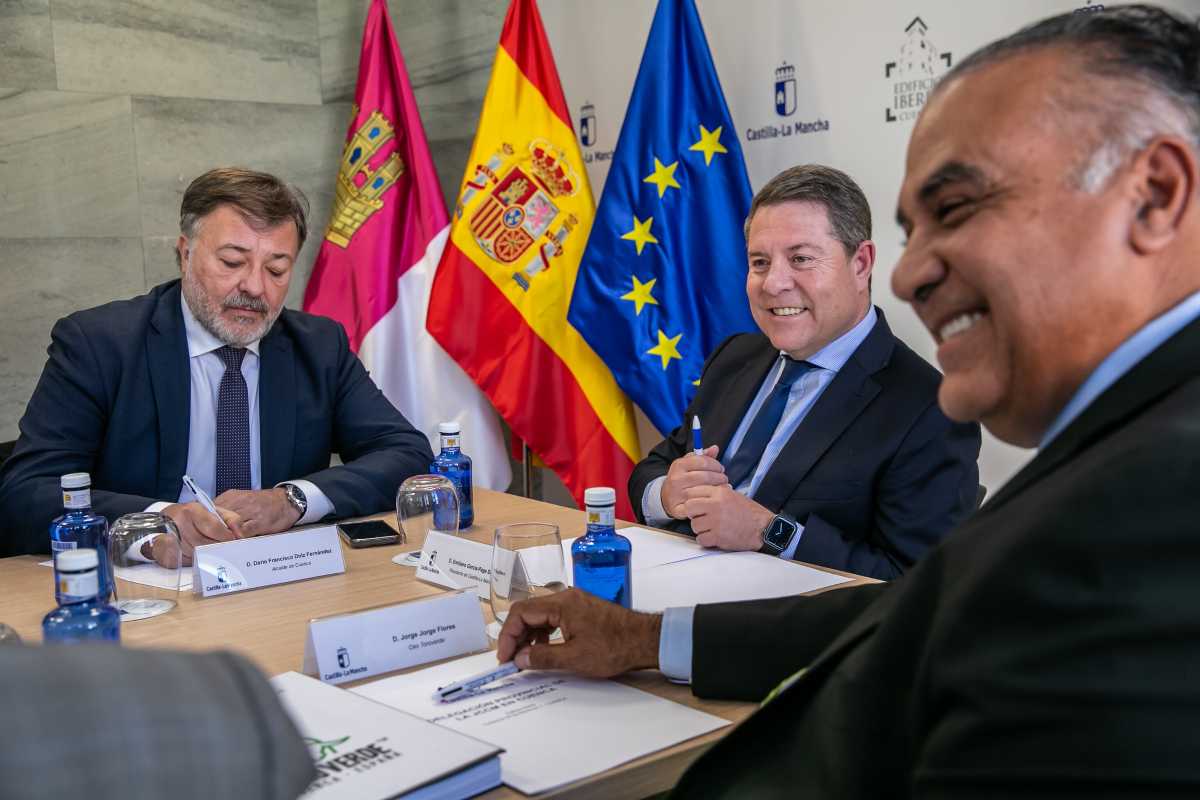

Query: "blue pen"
<box><xmin>692</xmin><ymin>415</ymin><xmax>703</xmax><ymax>455</ymax></box>
<box><xmin>435</xmin><ymin>661</ymin><xmax>521</xmax><ymax>702</ymax></box>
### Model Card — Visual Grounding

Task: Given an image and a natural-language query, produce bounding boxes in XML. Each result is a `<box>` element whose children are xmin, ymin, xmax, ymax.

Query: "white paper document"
<box><xmin>272</xmin><ymin>671</ymin><xmax>501</xmax><ymax>800</ymax></box>
<box><xmin>561</xmin><ymin>525</ymin><xmax>713</xmax><ymax>578</ymax></box>
<box><xmin>633</xmin><ymin>549</ymin><xmax>851</xmax><ymax>612</ymax></box>
<box><xmin>39</xmin><ymin>559</ymin><xmax>193</xmax><ymax>591</ymax></box>
<box><xmin>352</xmin><ymin>651</ymin><xmax>729</xmax><ymax>794</ymax></box>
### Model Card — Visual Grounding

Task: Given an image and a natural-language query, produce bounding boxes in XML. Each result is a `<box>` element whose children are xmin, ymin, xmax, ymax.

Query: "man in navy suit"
<box><xmin>630</xmin><ymin>165</ymin><xmax>980</xmax><ymax>579</ymax></box>
<box><xmin>0</xmin><ymin>167</ymin><xmax>434</xmax><ymax>562</ymax></box>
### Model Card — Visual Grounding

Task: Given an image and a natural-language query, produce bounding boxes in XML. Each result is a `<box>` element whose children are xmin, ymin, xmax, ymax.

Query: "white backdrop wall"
<box><xmin>540</xmin><ymin>0</ymin><xmax>1200</xmax><ymax>494</ymax></box>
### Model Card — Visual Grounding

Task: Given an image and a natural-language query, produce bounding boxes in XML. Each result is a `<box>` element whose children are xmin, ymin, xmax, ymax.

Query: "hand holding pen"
<box><xmin>160</xmin><ymin>475</ymin><xmax>245</xmax><ymax>566</ymax></box>
<box><xmin>660</xmin><ymin>415</ymin><xmax>728</xmax><ymax>521</ymax></box>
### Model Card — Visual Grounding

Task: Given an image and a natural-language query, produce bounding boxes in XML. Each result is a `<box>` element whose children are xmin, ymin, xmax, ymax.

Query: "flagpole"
<box><xmin>522</xmin><ymin>443</ymin><xmax>535</xmax><ymax>499</ymax></box>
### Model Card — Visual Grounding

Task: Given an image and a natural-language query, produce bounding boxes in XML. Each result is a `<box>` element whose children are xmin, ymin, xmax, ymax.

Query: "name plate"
<box><xmin>416</xmin><ymin>532</ymin><xmax>493</xmax><ymax>598</ymax></box>
<box><xmin>302</xmin><ymin>591</ymin><xmax>488</xmax><ymax>684</ymax></box>
<box><xmin>192</xmin><ymin>525</ymin><xmax>346</xmax><ymax>597</ymax></box>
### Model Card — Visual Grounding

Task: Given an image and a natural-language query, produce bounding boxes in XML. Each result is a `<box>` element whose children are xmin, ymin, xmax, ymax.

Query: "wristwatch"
<box><xmin>280</xmin><ymin>483</ymin><xmax>307</xmax><ymax>519</ymax></box>
<box><xmin>760</xmin><ymin>513</ymin><xmax>798</xmax><ymax>555</ymax></box>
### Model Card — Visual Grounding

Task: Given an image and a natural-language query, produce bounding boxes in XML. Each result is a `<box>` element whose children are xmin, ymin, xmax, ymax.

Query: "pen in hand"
<box><xmin>692</xmin><ymin>415</ymin><xmax>703</xmax><ymax>455</ymax></box>
<box><xmin>181</xmin><ymin>474</ymin><xmax>232</xmax><ymax>532</ymax></box>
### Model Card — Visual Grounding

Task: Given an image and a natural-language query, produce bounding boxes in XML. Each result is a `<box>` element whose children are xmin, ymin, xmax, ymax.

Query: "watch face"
<box><xmin>765</xmin><ymin>517</ymin><xmax>796</xmax><ymax>549</ymax></box>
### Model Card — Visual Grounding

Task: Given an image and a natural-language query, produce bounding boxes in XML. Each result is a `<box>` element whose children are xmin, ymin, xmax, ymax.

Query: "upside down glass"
<box><xmin>396</xmin><ymin>474</ymin><xmax>460</xmax><ymax>548</ymax></box>
<box><xmin>488</xmin><ymin>523</ymin><xmax>567</xmax><ymax>639</ymax></box>
<box><xmin>105</xmin><ymin>512</ymin><xmax>183</xmax><ymax>621</ymax></box>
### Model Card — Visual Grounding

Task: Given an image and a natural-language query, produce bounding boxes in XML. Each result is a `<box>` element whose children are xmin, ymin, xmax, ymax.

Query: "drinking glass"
<box><xmin>396</xmin><ymin>474</ymin><xmax>460</xmax><ymax>553</ymax></box>
<box><xmin>488</xmin><ymin>523</ymin><xmax>566</xmax><ymax>639</ymax></box>
<box><xmin>106</xmin><ymin>512</ymin><xmax>182</xmax><ymax>621</ymax></box>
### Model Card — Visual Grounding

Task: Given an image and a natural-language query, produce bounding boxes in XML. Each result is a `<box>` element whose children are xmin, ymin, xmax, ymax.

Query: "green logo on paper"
<box><xmin>305</xmin><ymin>736</ymin><xmax>350</xmax><ymax>762</ymax></box>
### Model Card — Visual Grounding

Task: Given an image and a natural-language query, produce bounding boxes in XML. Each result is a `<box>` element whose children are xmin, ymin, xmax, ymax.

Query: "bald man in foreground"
<box><xmin>499</xmin><ymin>6</ymin><xmax>1200</xmax><ymax>796</ymax></box>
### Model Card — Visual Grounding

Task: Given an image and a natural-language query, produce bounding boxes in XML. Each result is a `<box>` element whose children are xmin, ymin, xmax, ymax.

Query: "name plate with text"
<box><xmin>415</xmin><ymin>532</ymin><xmax>494</xmax><ymax>598</ymax></box>
<box><xmin>302</xmin><ymin>591</ymin><xmax>488</xmax><ymax>684</ymax></box>
<box><xmin>192</xmin><ymin>525</ymin><xmax>346</xmax><ymax>598</ymax></box>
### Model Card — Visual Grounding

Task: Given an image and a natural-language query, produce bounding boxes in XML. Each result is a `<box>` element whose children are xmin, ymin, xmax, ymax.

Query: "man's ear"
<box><xmin>176</xmin><ymin>235</ymin><xmax>189</xmax><ymax>273</ymax></box>
<box><xmin>852</xmin><ymin>240</ymin><xmax>876</xmax><ymax>288</ymax></box>
<box><xmin>1129</xmin><ymin>136</ymin><xmax>1197</xmax><ymax>255</ymax></box>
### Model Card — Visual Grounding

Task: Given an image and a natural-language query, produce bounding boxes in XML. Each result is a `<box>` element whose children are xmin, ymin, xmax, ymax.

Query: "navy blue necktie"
<box><xmin>214</xmin><ymin>346</ymin><xmax>251</xmax><ymax>496</ymax></box>
<box><xmin>723</xmin><ymin>358</ymin><xmax>814</xmax><ymax>491</ymax></box>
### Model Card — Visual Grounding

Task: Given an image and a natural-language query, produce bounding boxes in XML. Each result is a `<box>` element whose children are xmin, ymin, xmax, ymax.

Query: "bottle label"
<box><xmin>440</xmin><ymin>434</ymin><xmax>461</xmax><ymax>450</ymax></box>
<box><xmin>62</xmin><ymin>488</ymin><xmax>91</xmax><ymax>510</ymax></box>
<box><xmin>50</xmin><ymin>540</ymin><xmax>78</xmax><ymax>553</ymax></box>
<box><xmin>58</xmin><ymin>571</ymin><xmax>98</xmax><ymax>601</ymax></box>
<box><xmin>587</xmin><ymin>506</ymin><xmax>615</xmax><ymax>528</ymax></box>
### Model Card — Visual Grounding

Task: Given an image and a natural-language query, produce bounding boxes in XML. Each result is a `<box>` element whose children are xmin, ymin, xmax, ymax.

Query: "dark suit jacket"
<box><xmin>630</xmin><ymin>309</ymin><xmax>981</xmax><ymax>579</ymax></box>
<box><xmin>0</xmin><ymin>645</ymin><xmax>314</xmax><ymax>800</ymax></box>
<box><xmin>0</xmin><ymin>280</ymin><xmax>434</xmax><ymax>556</ymax></box>
<box><xmin>673</xmin><ymin>317</ymin><xmax>1200</xmax><ymax>798</ymax></box>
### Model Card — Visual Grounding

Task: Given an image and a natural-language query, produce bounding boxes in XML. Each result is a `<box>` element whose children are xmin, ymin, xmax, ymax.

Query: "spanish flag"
<box><xmin>426</xmin><ymin>0</ymin><xmax>639</xmax><ymax>517</ymax></box>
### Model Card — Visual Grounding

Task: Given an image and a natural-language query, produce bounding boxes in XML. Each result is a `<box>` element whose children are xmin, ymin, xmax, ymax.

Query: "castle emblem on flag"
<box><xmin>325</xmin><ymin>109</ymin><xmax>406</xmax><ymax>247</ymax></box>
<box><xmin>456</xmin><ymin>139</ymin><xmax>581</xmax><ymax>290</ymax></box>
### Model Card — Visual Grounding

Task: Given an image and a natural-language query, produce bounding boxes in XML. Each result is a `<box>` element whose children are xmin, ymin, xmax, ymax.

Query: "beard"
<box><xmin>181</xmin><ymin>271</ymin><xmax>282</xmax><ymax>347</ymax></box>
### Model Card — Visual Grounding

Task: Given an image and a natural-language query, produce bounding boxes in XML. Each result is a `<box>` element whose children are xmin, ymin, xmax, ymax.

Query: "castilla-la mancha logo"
<box><xmin>884</xmin><ymin>17</ymin><xmax>953</xmax><ymax>123</ymax></box>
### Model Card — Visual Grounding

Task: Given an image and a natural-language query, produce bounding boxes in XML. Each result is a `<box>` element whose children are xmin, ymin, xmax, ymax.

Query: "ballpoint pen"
<box><xmin>181</xmin><ymin>474</ymin><xmax>231</xmax><ymax>531</ymax></box>
<box><xmin>435</xmin><ymin>661</ymin><xmax>521</xmax><ymax>703</ymax></box>
<box><xmin>692</xmin><ymin>415</ymin><xmax>703</xmax><ymax>455</ymax></box>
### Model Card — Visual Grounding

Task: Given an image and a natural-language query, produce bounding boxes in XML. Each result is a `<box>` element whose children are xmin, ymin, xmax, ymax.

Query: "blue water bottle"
<box><xmin>42</xmin><ymin>548</ymin><xmax>121</xmax><ymax>644</ymax></box>
<box><xmin>50</xmin><ymin>472</ymin><xmax>111</xmax><ymax>601</ymax></box>
<box><xmin>571</xmin><ymin>487</ymin><xmax>632</xmax><ymax>608</ymax></box>
<box><xmin>430</xmin><ymin>422</ymin><xmax>474</xmax><ymax>530</ymax></box>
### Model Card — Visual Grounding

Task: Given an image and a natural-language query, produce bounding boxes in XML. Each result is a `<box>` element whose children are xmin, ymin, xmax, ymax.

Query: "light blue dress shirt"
<box><xmin>659</xmin><ymin>291</ymin><xmax>1200</xmax><ymax>683</ymax></box>
<box><xmin>145</xmin><ymin>296</ymin><xmax>332</xmax><ymax>525</ymax></box>
<box><xmin>642</xmin><ymin>306</ymin><xmax>878</xmax><ymax>561</ymax></box>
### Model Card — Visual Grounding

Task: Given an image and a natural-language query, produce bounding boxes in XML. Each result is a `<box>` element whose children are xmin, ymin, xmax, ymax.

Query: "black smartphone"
<box><xmin>337</xmin><ymin>520</ymin><xmax>400</xmax><ymax>548</ymax></box>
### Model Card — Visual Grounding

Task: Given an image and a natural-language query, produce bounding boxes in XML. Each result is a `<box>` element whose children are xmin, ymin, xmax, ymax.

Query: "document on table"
<box><xmin>352</xmin><ymin>651</ymin><xmax>729</xmax><ymax>795</ymax></box>
<box><xmin>633</xmin><ymin>549</ymin><xmax>850</xmax><ymax>613</ymax></box>
<box><xmin>561</xmin><ymin>525</ymin><xmax>714</xmax><ymax>575</ymax></box>
<box><xmin>40</xmin><ymin>559</ymin><xmax>193</xmax><ymax>591</ymax></box>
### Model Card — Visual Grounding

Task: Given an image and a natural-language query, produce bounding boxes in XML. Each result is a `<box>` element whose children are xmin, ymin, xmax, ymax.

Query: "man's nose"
<box><xmin>761</xmin><ymin>258</ymin><xmax>795</xmax><ymax>294</ymax></box>
<box><xmin>892</xmin><ymin>239</ymin><xmax>944</xmax><ymax>306</ymax></box>
<box><xmin>238</xmin><ymin>265</ymin><xmax>266</xmax><ymax>297</ymax></box>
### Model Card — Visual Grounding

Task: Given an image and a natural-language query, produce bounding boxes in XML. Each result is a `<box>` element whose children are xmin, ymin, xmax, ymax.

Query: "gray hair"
<box><xmin>934</xmin><ymin>4</ymin><xmax>1200</xmax><ymax>193</ymax></box>
<box><xmin>176</xmin><ymin>167</ymin><xmax>310</xmax><ymax>267</ymax></box>
<box><xmin>744</xmin><ymin>164</ymin><xmax>871</xmax><ymax>256</ymax></box>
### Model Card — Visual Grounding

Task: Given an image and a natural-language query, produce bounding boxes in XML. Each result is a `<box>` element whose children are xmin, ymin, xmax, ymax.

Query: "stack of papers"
<box><xmin>272</xmin><ymin>671</ymin><xmax>501</xmax><ymax>800</ymax></box>
<box><xmin>352</xmin><ymin>651</ymin><xmax>729</xmax><ymax>794</ymax></box>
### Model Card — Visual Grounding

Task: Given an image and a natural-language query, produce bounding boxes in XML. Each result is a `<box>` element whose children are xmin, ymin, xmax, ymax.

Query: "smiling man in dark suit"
<box><xmin>501</xmin><ymin>5</ymin><xmax>1200</xmax><ymax>796</ymax></box>
<box><xmin>0</xmin><ymin>167</ymin><xmax>433</xmax><ymax>562</ymax></box>
<box><xmin>631</xmin><ymin>165</ymin><xmax>981</xmax><ymax>579</ymax></box>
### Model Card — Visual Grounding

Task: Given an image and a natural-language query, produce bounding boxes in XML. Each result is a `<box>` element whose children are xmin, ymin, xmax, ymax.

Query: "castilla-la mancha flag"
<box><xmin>426</xmin><ymin>0</ymin><xmax>639</xmax><ymax>517</ymax></box>
<box><xmin>303</xmin><ymin>0</ymin><xmax>511</xmax><ymax>490</ymax></box>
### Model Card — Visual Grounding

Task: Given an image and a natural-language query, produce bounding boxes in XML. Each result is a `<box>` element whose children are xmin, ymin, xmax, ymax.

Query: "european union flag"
<box><xmin>568</xmin><ymin>0</ymin><xmax>756</xmax><ymax>436</ymax></box>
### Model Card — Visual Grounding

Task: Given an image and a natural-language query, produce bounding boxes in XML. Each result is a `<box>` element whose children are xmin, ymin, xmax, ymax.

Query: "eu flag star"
<box><xmin>688</xmin><ymin>124</ymin><xmax>728</xmax><ymax>166</ymax></box>
<box><xmin>646</xmin><ymin>329</ymin><xmax>683</xmax><ymax>369</ymax></box>
<box><xmin>620</xmin><ymin>275</ymin><xmax>660</xmax><ymax>316</ymax></box>
<box><xmin>621</xmin><ymin>215</ymin><xmax>659</xmax><ymax>255</ymax></box>
<box><xmin>642</xmin><ymin>157</ymin><xmax>681</xmax><ymax>198</ymax></box>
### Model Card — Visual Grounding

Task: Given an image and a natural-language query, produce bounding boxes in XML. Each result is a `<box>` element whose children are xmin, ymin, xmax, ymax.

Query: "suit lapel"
<box><xmin>258</xmin><ymin>323</ymin><xmax>295</xmax><ymax>488</ymax></box>
<box><xmin>752</xmin><ymin>310</ymin><xmax>892</xmax><ymax>509</ymax></box>
<box><xmin>983</xmin><ymin>316</ymin><xmax>1200</xmax><ymax>514</ymax></box>
<box><xmin>709</xmin><ymin>342</ymin><xmax>778</xmax><ymax>457</ymax></box>
<box><xmin>147</xmin><ymin>283</ymin><xmax>190</xmax><ymax>499</ymax></box>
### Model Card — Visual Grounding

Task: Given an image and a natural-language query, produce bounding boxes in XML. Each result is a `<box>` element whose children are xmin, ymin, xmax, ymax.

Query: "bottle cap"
<box><xmin>584</xmin><ymin>487</ymin><xmax>616</xmax><ymax>507</ymax></box>
<box><xmin>61</xmin><ymin>472</ymin><xmax>91</xmax><ymax>489</ymax></box>
<box><xmin>55</xmin><ymin>548</ymin><xmax>98</xmax><ymax>572</ymax></box>
<box><xmin>438</xmin><ymin>422</ymin><xmax>461</xmax><ymax>435</ymax></box>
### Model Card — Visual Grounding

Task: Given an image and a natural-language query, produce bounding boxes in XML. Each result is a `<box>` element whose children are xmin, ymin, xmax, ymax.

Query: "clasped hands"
<box><xmin>660</xmin><ymin>446</ymin><xmax>775</xmax><ymax>552</ymax></box>
<box><xmin>155</xmin><ymin>488</ymin><xmax>300</xmax><ymax>567</ymax></box>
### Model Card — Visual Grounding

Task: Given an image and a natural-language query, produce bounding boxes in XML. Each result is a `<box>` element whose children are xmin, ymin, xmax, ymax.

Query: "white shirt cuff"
<box><xmin>777</xmin><ymin>522</ymin><xmax>806</xmax><ymax>561</ymax></box>
<box><xmin>658</xmin><ymin>605</ymin><xmax>696</xmax><ymax>683</ymax></box>
<box><xmin>279</xmin><ymin>479</ymin><xmax>334</xmax><ymax>526</ymax></box>
<box><xmin>641</xmin><ymin>475</ymin><xmax>674</xmax><ymax>527</ymax></box>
